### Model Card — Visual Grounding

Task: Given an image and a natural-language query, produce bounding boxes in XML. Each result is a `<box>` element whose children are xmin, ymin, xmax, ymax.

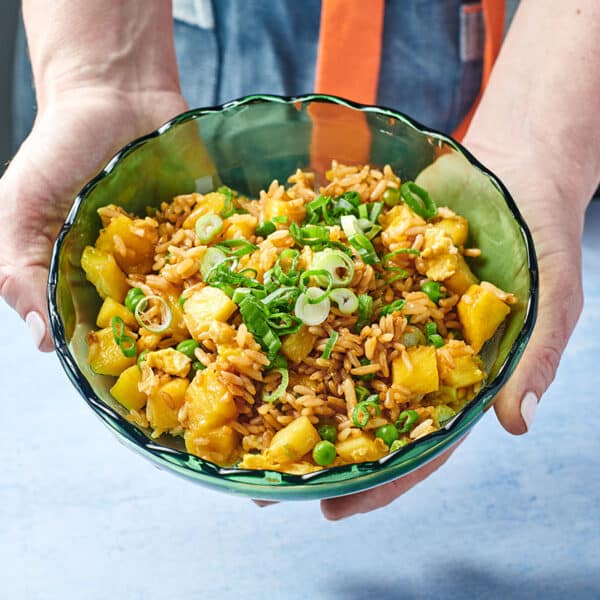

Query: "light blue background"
<box><xmin>1</xmin><ymin>204</ymin><xmax>599</xmax><ymax>599</ymax></box>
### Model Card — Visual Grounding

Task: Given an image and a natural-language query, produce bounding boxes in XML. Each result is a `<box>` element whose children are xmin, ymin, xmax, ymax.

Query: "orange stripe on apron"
<box><xmin>312</xmin><ymin>0</ymin><xmax>505</xmax><ymax>169</ymax></box>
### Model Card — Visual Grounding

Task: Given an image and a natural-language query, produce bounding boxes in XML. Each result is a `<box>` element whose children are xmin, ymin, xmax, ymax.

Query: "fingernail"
<box><xmin>520</xmin><ymin>391</ymin><xmax>539</xmax><ymax>431</ymax></box>
<box><xmin>26</xmin><ymin>311</ymin><xmax>45</xmax><ymax>349</ymax></box>
<box><xmin>253</xmin><ymin>500</ymin><xmax>276</xmax><ymax>508</ymax></box>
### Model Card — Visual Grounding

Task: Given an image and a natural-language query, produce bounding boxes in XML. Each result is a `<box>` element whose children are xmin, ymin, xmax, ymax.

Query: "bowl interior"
<box><xmin>49</xmin><ymin>95</ymin><xmax>537</xmax><ymax>500</ymax></box>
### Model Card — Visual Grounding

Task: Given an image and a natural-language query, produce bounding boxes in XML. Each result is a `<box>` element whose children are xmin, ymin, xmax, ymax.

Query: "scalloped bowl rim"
<box><xmin>47</xmin><ymin>93</ymin><xmax>538</xmax><ymax>500</ymax></box>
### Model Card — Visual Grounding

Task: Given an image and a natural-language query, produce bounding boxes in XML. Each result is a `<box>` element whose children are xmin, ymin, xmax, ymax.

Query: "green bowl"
<box><xmin>47</xmin><ymin>94</ymin><xmax>538</xmax><ymax>501</ymax></box>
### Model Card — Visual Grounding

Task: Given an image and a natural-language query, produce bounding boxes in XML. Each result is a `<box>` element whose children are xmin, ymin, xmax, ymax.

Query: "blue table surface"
<box><xmin>2</xmin><ymin>205</ymin><xmax>599</xmax><ymax>600</ymax></box>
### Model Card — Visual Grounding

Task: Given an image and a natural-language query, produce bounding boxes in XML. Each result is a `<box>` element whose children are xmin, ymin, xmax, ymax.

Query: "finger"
<box><xmin>494</xmin><ymin>244</ymin><xmax>583</xmax><ymax>435</ymax></box>
<box><xmin>321</xmin><ymin>443</ymin><xmax>458</xmax><ymax>520</ymax></box>
<box><xmin>252</xmin><ymin>500</ymin><xmax>278</xmax><ymax>507</ymax></box>
<box><xmin>0</xmin><ymin>264</ymin><xmax>54</xmax><ymax>352</ymax></box>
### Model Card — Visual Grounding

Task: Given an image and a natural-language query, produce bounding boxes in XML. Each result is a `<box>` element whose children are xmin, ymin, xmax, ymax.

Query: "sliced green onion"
<box><xmin>272</xmin><ymin>215</ymin><xmax>288</xmax><ymax>224</ymax></box>
<box><xmin>262</xmin><ymin>367</ymin><xmax>289</xmax><ymax>403</ymax></box>
<box><xmin>349</xmin><ymin>233</ymin><xmax>379</xmax><ymax>265</ymax></box>
<box><xmin>389</xmin><ymin>438</ymin><xmax>410</xmax><ymax>452</ymax></box>
<box><xmin>311</xmin><ymin>249</ymin><xmax>355</xmax><ymax>287</ymax></box>
<box><xmin>330</xmin><ymin>288</ymin><xmax>359</xmax><ymax>314</ymax></box>
<box><xmin>255</xmin><ymin>221</ymin><xmax>276</xmax><ymax>237</ymax></box>
<box><xmin>124</xmin><ymin>287</ymin><xmax>145</xmax><ymax>314</ymax></box>
<box><xmin>341</xmin><ymin>191</ymin><xmax>361</xmax><ymax>207</ymax></box>
<box><xmin>218</xmin><ymin>186</ymin><xmax>235</xmax><ymax>218</ymax></box>
<box><xmin>401</xmin><ymin>182</ymin><xmax>437</xmax><ymax>220</ymax></box>
<box><xmin>379</xmin><ymin>299</ymin><xmax>406</xmax><ymax>317</ymax></box>
<box><xmin>429</xmin><ymin>334</ymin><xmax>444</xmax><ymax>348</ymax></box>
<box><xmin>176</xmin><ymin>339</ymin><xmax>199</xmax><ymax>359</ymax></box>
<box><xmin>421</xmin><ymin>280</ymin><xmax>446</xmax><ymax>304</ymax></box>
<box><xmin>352</xmin><ymin>395</ymin><xmax>381</xmax><ymax>428</ymax></box>
<box><xmin>239</xmin><ymin>295</ymin><xmax>281</xmax><ymax>360</ymax></box>
<box><xmin>396</xmin><ymin>409</ymin><xmax>419</xmax><ymax>433</ymax></box>
<box><xmin>214</xmin><ymin>239</ymin><xmax>258</xmax><ymax>257</ymax></box>
<box><xmin>305</xmin><ymin>194</ymin><xmax>332</xmax><ymax>224</ymax></box>
<box><xmin>267</xmin><ymin>312</ymin><xmax>303</xmax><ymax>335</ymax></box>
<box><xmin>382</xmin><ymin>249</ymin><xmax>421</xmax><ymax>265</ymax></box>
<box><xmin>369</xmin><ymin>202</ymin><xmax>383</xmax><ymax>223</ymax></box>
<box><xmin>200</xmin><ymin>247</ymin><xmax>228</xmax><ymax>280</ymax></box>
<box><xmin>232</xmin><ymin>287</ymin><xmax>253</xmax><ymax>304</ymax></box>
<box><xmin>354</xmin><ymin>294</ymin><xmax>374</xmax><ymax>332</ymax></box>
<box><xmin>272</xmin><ymin>249</ymin><xmax>301</xmax><ymax>285</ymax></box>
<box><xmin>134</xmin><ymin>295</ymin><xmax>173</xmax><ymax>333</ymax></box>
<box><xmin>294</xmin><ymin>288</ymin><xmax>331</xmax><ymax>326</ymax></box>
<box><xmin>322</xmin><ymin>331</ymin><xmax>339</xmax><ymax>359</ymax></box>
<box><xmin>355</xmin><ymin>385</ymin><xmax>370</xmax><ymax>403</ymax></box>
<box><xmin>340</xmin><ymin>214</ymin><xmax>362</xmax><ymax>239</ymax></box>
<box><xmin>382</xmin><ymin>186</ymin><xmax>401</xmax><ymax>207</ymax></box>
<box><xmin>111</xmin><ymin>316</ymin><xmax>137</xmax><ymax>358</ymax></box>
<box><xmin>191</xmin><ymin>360</ymin><xmax>206</xmax><ymax>372</ymax></box>
<box><xmin>425</xmin><ymin>321</ymin><xmax>438</xmax><ymax>338</ymax></box>
<box><xmin>290</xmin><ymin>223</ymin><xmax>330</xmax><ymax>246</ymax></box>
<box><xmin>137</xmin><ymin>349</ymin><xmax>149</xmax><ymax>367</ymax></box>
<box><xmin>111</xmin><ymin>315</ymin><xmax>126</xmax><ymax>342</ymax></box>
<box><xmin>178</xmin><ymin>294</ymin><xmax>187</xmax><ymax>307</ymax></box>
<box><xmin>195</xmin><ymin>213</ymin><xmax>223</xmax><ymax>244</ymax></box>
<box><xmin>299</xmin><ymin>270</ymin><xmax>333</xmax><ymax>304</ymax></box>
<box><xmin>358</xmin><ymin>204</ymin><xmax>368</xmax><ymax>220</ymax></box>
<box><xmin>262</xmin><ymin>286</ymin><xmax>300</xmax><ymax>309</ymax></box>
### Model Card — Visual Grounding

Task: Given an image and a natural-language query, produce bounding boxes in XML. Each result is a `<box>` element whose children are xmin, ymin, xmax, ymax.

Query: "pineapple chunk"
<box><xmin>81</xmin><ymin>246</ymin><xmax>129</xmax><ymax>302</ymax></box>
<box><xmin>238</xmin><ymin>454</ymin><xmax>321</xmax><ymax>474</ymax></box>
<box><xmin>224</xmin><ymin>214</ymin><xmax>258</xmax><ymax>240</ymax></box>
<box><xmin>183</xmin><ymin>365</ymin><xmax>238</xmax><ymax>434</ymax></box>
<box><xmin>96</xmin><ymin>297</ymin><xmax>137</xmax><ymax>329</ymax></box>
<box><xmin>392</xmin><ymin>345</ymin><xmax>439</xmax><ymax>394</ymax></box>
<box><xmin>457</xmin><ymin>284</ymin><xmax>511</xmax><ymax>352</ymax></box>
<box><xmin>437</xmin><ymin>349</ymin><xmax>485</xmax><ymax>388</ymax></box>
<box><xmin>86</xmin><ymin>327</ymin><xmax>137</xmax><ymax>376</ymax></box>
<box><xmin>147</xmin><ymin>377</ymin><xmax>188</xmax><ymax>435</ymax></box>
<box><xmin>145</xmin><ymin>348</ymin><xmax>191</xmax><ymax>377</ymax></box>
<box><xmin>444</xmin><ymin>254</ymin><xmax>479</xmax><ymax>296</ymax></box>
<box><xmin>184</xmin><ymin>424</ymin><xmax>239</xmax><ymax>465</ymax></box>
<box><xmin>183</xmin><ymin>287</ymin><xmax>237</xmax><ymax>340</ymax></box>
<box><xmin>264</xmin><ymin>195</ymin><xmax>306</xmax><ymax>226</ymax></box>
<box><xmin>96</xmin><ymin>214</ymin><xmax>158</xmax><ymax>274</ymax></box>
<box><xmin>433</xmin><ymin>216</ymin><xmax>469</xmax><ymax>247</ymax></box>
<box><xmin>335</xmin><ymin>433</ymin><xmax>388</xmax><ymax>463</ymax></box>
<box><xmin>110</xmin><ymin>365</ymin><xmax>147</xmax><ymax>411</ymax></box>
<box><xmin>267</xmin><ymin>416</ymin><xmax>320</xmax><ymax>464</ymax></box>
<box><xmin>281</xmin><ymin>326</ymin><xmax>317</xmax><ymax>363</ymax></box>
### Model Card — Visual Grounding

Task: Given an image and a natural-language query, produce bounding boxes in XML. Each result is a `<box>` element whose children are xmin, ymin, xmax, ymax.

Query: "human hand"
<box><xmin>320</xmin><ymin>140</ymin><xmax>588</xmax><ymax>519</ymax></box>
<box><xmin>0</xmin><ymin>87</ymin><xmax>187</xmax><ymax>350</ymax></box>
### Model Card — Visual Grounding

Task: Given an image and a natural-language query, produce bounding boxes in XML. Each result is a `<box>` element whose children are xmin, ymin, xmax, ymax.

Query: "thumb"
<box><xmin>493</xmin><ymin>238</ymin><xmax>583</xmax><ymax>435</ymax></box>
<box><xmin>0</xmin><ymin>264</ymin><xmax>55</xmax><ymax>352</ymax></box>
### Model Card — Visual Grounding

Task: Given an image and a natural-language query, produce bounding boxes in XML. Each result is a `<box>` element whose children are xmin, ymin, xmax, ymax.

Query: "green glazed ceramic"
<box><xmin>48</xmin><ymin>94</ymin><xmax>538</xmax><ymax>501</ymax></box>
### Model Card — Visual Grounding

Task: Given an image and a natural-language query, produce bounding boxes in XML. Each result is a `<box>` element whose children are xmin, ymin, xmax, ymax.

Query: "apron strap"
<box><xmin>453</xmin><ymin>0</ymin><xmax>506</xmax><ymax>140</ymax></box>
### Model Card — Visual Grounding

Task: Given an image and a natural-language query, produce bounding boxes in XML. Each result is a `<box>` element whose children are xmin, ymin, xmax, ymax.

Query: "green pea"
<box><xmin>429</xmin><ymin>333</ymin><xmax>444</xmax><ymax>348</ymax></box>
<box><xmin>137</xmin><ymin>349</ymin><xmax>150</xmax><ymax>368</ymax></box>
<box><xmin>318</xmin><ymin>424</ymin><xmax>337</xmax><ymax>443</ymax></box>
<box><xmin>125</xmin><ymin>287</ymin><xmax>145</xmax><ymax>314</ymax></box>
<box><xmin>176</xmin><ymin>339</ymin><xmax>199</xmax><ymax>359</ymax></box>
<box><xmin>312</xmin><ymin>440</ymin><xmax>336</xmax><ymax>467</ymax></box>
<box><xmin>191</xmin><ymin>361</ymin><xmax>206</xmax><ymax>372</ymax></box>
<box><xmin>382</xmin><ymin>187</ymin><xmax>401</xmax><ymax>207</ymax></box>
<box><xmin>389</xmin><ymin>438</ymin><xmax>410</xmax><ymax>452</ymax></box>
<box><xmin>375</xmin><ymin>424</ymin><xmax>399</xmax><ymax>447</ymax></box>
<box><xmin>421</xmin><ymin>281</ymin><xmax>446</xmax><ymax>304</ymax></box>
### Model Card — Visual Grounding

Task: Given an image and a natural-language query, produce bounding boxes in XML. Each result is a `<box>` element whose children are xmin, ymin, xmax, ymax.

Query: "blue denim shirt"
<box><xmin>13</xmin><ymin>0</ymin><xmax>520</xmax><ymax>149</ymax></box>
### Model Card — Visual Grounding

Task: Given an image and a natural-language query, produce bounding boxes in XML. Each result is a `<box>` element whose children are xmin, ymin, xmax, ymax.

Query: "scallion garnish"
<box><xmin>290</xmin><ymin>223</ymin><xmax>330</xmax><ymax>246</ymax></box>
<box><xmin>425</xmin><ymin>321</ymin><xmax>444</xmax><ymax>348</ymax></box>
<box><xmin>354</xmin><ymin>294</ymin><xmax>374</xmax><ymax>332</ymax></box>
<box><xmin>401</xmin><ymin>182</ymin><xmax>437</xmax><ymax>220</ymax></box>
<box><xmin>200</xmin><ymin>247</ymin><xmax>228</xmax><ymax>280</ymax></box>
<box><xmin>272</xmin><ymin>215</ymin><xmax>288</xmax><ymax>224</ymax></box>
<box><xmin>355</xmin><ymin>385</ymin><xmax>370</xmax><ymax>403</ymax></box>
<box><xmin>396</xmin><ymin>409</ymin><xmax>419</xmax><ymax>433</ymax></box>
<box><xmin>195</xmin><ymin>213</ymin><xmax>223</xmax><ymax>244</ymax></box>
<box><xmin>322</xmin><ymin>331</ymin><xmax>339</xmax><ymax>359</ymax></box>
<box><xmin>421</xmin><ymin>280</ymin><xmax>446</xmax><ymax>304</ymax></box>
<box><xmin>352</xmin><ymin>395</ymin><xmax>381</xmax><ymax>428</ymax></box>
<box><xmin>239</xmin><ymin>294</ymin><xmax>281</xmax><ymax>360</ymax></box>
<box><xmin>311</xmin><ymin>249</ymin><xmax>355</xmax><ymax>287</ymax></box>
<box><xmin>134</xmin><ymin>295</ymin><xmax>173</xmax><ymax>333</ymax></box>
<box><xmin>111</xmin><ymin>316</ymin><xmax>137</xmax><ymax>358</ymax></box>
<box><xmin>272</xmin><ymin>249</ymin><xmax>301</xmax><ymax>286</ymax></box>
<box><xmin>262</xmin><ymin>367</ymin><xmax>289</xmax><ymax>403</ymax></box>
<box><xmin>218</xmin><ymin>186</ymin><xmax>235</xmax><ymax>218</ymax></box>
<box><xmin>330</xmin><ymin>288</ymin><xmax>359</xmax><ymax>314</ymax></box>
<box><xmin>299</xmin><ymin>270</ymin><xmax>333</xmax><ymax>304</ymax></box>
<box><xmin>294</xmin><ymin>288</ymin><xmax>331</xmax><ymax>326</ymax></box>
<box><xmin>214</xmin><ymin>239</ymin><xmax>258</xmax><ymax>257</ymax></box>
<box><xmin>176</xmin><ymin>339</ymin><xmax>199</xmax><ymax>359</ymax></box>
<box><xmin>379</xmin><ymin>299</ymin><xmax>406</xmax><ymax>317</ymax></box>
<box><xmin>348</xmin><ymin>233</ymin><xmax>379</xmax><ymax>265</ymax></box>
